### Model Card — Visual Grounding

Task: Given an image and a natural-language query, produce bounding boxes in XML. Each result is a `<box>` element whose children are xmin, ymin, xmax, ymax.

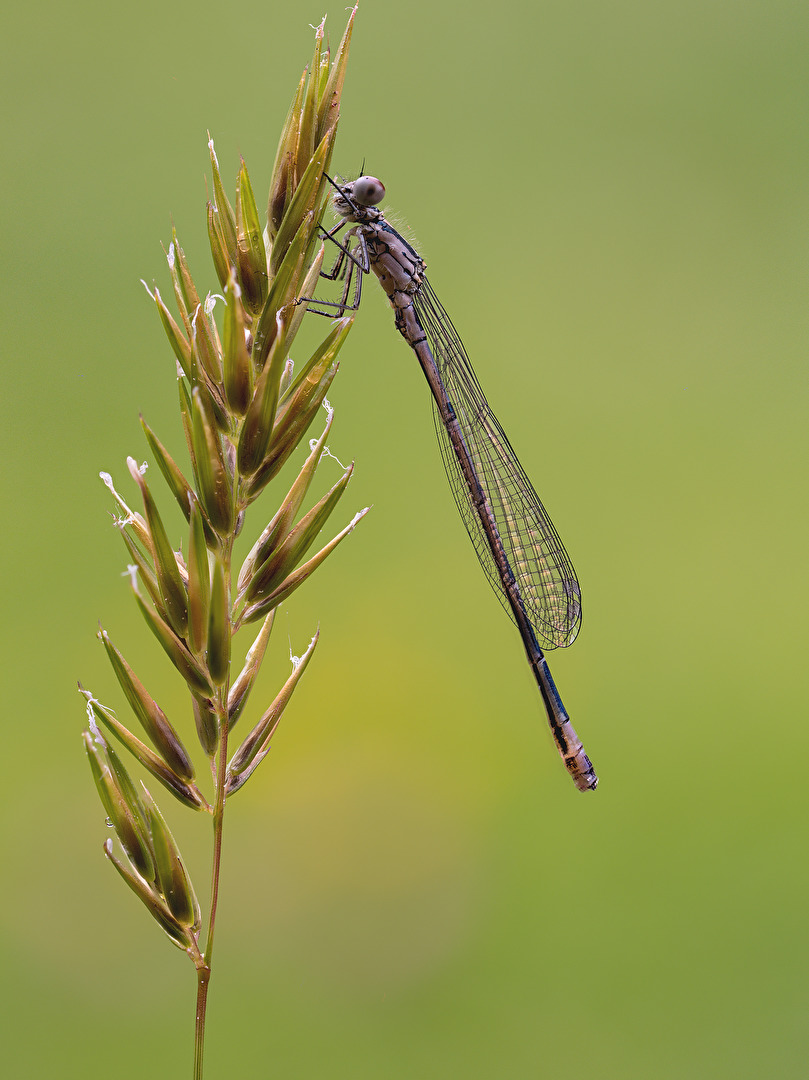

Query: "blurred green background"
<box><xmin>2</xmin><ymin>0</ymin><xmax>806</xmax><ymax>1076</ymax></box>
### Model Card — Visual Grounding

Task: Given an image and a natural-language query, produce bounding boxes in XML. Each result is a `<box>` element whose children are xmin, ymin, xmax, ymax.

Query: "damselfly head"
<box><xmin>350</xmin><ymin>175</ymin><xmax>386</xmax><ymax>207</ymax></box>
<box><xmin>326</xmin><ymin>173</ymin><xmax>386</xmax><ymax>219</ymax></box>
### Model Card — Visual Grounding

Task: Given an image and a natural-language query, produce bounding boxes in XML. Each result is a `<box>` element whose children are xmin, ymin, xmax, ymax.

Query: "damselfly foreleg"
<box><xmin>296</xmin><ymin>222</ymin><xmax>370</xmax><ymax>318</ymax></box>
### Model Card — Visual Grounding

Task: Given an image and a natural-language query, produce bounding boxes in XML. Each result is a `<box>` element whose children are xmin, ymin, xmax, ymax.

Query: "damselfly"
<box><xmin>299</xmin><ymin>175</ymin><xmax>597</xmax><ymax>791</ymax></box>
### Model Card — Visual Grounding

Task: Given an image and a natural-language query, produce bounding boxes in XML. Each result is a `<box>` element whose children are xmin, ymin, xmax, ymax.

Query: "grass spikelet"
<box><xmin>79</xmin><ymin>9</ymin><xmax>363</xmax><ymax>1076</ymax></box>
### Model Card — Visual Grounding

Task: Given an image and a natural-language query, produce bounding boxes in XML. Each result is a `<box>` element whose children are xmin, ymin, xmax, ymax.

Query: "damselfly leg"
<box><xmin>298</xmin><ymin>220</ymin><xmax>370</xmax><ymax>318</ymax></box>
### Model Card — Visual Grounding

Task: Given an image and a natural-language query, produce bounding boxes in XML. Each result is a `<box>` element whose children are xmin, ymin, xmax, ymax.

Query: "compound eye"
<box><xmin>351</xmin><ymin>175</ymin><xmax>385</xmax><ymax>206</ymax></box>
